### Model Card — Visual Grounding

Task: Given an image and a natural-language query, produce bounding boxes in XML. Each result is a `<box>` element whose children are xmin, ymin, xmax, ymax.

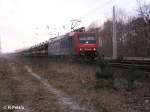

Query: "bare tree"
<box><xmin>137</xmin><ymin>0</ymin><xmax>150</xmax><ymax>22</ymax></box>
<box><xmin>87</xmin><ymin>22</ymin><xmax>98</xmax><ymax>32</ymax></box>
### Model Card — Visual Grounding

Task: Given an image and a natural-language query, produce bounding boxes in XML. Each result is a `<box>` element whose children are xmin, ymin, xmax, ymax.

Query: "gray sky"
<box><xmin>0</xmin><ymin>0</ymin><xmax>150</xmax><ymax>52</ymax></box>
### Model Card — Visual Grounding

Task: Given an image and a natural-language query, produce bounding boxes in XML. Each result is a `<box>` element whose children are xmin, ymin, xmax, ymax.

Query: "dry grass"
<box><xmin>0</xmin><ymin>57</ymin><xmax>61</xmax><ymax>112</ymax></box>
<box><xmin>20</xmin><ymin>57</ymin><xmax>150</xmax><ymax>112</ymax></box>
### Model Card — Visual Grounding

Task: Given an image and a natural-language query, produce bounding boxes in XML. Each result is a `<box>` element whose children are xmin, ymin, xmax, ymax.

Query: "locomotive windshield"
<box><xmin>78</xmin><ymin>33</ymin><xmax>96</xmax><ymax>44</ymax></box>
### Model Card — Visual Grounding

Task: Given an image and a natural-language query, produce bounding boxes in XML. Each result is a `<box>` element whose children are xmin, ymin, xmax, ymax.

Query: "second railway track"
<box><xmin>78</xmin><ymin>58</ymin><xmax>150</xmax><ymax>72</ymax></box>
<box><xmin>105</xmin><ymin>59</ymin><xmax>150</xmax><ymax>72</ymax></box>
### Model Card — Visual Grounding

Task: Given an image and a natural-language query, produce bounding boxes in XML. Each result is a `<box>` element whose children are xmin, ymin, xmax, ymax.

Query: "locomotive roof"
<box><xmin>48</xmin><ymin>30</ymin><xmax>95</xmax><ymax>43</ymax></box>
<box><xmin>49</xmin><ymin>35</ymin><xmax>66</xmax><ymax>42</ymax></box>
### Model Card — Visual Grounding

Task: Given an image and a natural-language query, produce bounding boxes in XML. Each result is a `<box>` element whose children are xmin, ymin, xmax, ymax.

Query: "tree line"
<box><xmin>87</xmin><ymin>2</ymin><xmax>150</xmax><ymax>57</ymax></box>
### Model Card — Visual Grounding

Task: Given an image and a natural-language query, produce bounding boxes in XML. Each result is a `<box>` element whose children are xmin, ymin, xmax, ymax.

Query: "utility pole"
<box><xmin>112</xmin><ymin>5</ymin><xmax>117</xmax><ymax>59</ymax></box>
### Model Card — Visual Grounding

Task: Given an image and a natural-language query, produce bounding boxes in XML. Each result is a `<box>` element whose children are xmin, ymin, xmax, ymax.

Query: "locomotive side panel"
<box><xmin>48</xmin><ymin>35</ymin><xmax>71</xmax><ymax>56</ymax></box>
<box><xmin>59</xmin><ymin>36</ymin><xmax>70</xmax><ymax>55</ymax></box>
<box><xmin>68</xmin><ymin>35</ymin><xmax>76</xmax><ymax>56</ymax></box>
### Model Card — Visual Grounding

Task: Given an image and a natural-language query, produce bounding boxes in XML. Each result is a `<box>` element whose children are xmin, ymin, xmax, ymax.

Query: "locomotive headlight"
<box><xmin>93</xmin><ymin>48</ymin><xmax>96</xmax><ymax>51</ymax></box>
<box><xmin>80</xmin><ymin>48</ymin><xmax>82</xmax><ymax>51</ymax></box>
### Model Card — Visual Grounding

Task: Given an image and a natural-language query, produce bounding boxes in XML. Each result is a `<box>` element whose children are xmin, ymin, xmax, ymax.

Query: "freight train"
<box><xmin>16</xmin><ymin>27</ymin><xmax>98</xmax><ymax>59</ymax></box>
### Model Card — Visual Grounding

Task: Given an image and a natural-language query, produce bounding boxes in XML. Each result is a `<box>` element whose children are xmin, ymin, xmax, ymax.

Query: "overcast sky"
<box><xmin>0</xmin><ymin>0</ymin><xmax>150</xmax><ymax>53</ymax></box>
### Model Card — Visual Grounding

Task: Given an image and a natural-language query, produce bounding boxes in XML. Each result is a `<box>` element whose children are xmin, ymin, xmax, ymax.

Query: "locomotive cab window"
<box><xmin>78</xmin><ymin>34</ymin><xmax>96</xmax><ymax>44</ymax></box>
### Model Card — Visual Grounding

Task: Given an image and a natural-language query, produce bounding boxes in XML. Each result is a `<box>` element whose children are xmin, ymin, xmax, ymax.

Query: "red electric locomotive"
<box><xmin>48</xmin><ymin>27</ymin><xmax>97</xmax><ymax>59</ymax></box>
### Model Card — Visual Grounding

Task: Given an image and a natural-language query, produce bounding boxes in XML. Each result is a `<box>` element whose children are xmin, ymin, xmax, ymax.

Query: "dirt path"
<box><xmin>0</xmin><ymin>57</ymin><xmax>62</xmax><ymax>112</ymax></box>
<box><xmin>0</xmin><ymin>57</ymin><xmax>96</xmax><ymax>112</ymax></box>
<box><xmin>25</xmin><ymin>65</ymin><xmax>96</xmax><ymax>112</ymax></box>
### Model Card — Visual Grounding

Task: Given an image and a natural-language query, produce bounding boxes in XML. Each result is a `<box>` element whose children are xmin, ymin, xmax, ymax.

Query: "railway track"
<box><xmin>105</xmin><ymin>59</ymin><xmax>150</xmax><ymax>72</ymax></box>
<box><xmin>56</xmin><ymin>57</ymin><xmax>150</xmax><ymax>72</ymax></box>
<box><xmin>11</xmin><ymin>54</ymin><xmax>150</xmax><ymax>72</ymax></box>
<box><xmin>77</xmin><ymin>58</ymin><xmax>150</xmax><ymax>72</ymax></box>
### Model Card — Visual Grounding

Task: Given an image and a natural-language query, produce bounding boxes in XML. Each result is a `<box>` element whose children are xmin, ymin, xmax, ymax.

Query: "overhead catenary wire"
<box><xmin>76</xmin><ymin>0</ymin><xmax>115</xmax><ymax>24</ymax></box>
<box><xmin>79</xmin><ymin>0</ymin><xmax>115</xmax><ymax>18</ymax></box>
<box><xmin>64</xmin><ymin>0</ymin><xmax>116</xmax><ymax>30</ymax></box>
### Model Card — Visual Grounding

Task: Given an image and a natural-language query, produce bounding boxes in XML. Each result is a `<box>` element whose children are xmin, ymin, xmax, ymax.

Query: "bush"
<box><xmin>95</xmin><ymin>67</ymin><xmax>114</xmax><ymax>89</ymax></box>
